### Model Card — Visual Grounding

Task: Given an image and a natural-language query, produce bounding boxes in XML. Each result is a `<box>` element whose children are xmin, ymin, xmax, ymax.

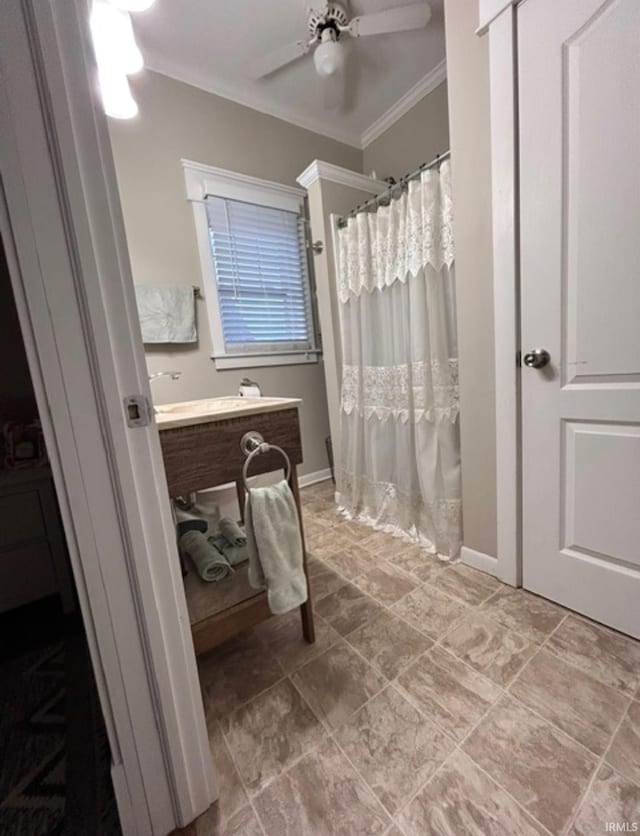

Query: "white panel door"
<box><xmin>519</xmin><ymin>0</ymin><xmax>640</xmax><ymax>638</ymax></box>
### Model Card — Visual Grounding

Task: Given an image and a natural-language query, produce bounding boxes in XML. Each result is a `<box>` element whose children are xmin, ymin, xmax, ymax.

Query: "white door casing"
<box><xmin>519</xmin><ymin>0</ymin><xmax>640</xmax><ymax>637</ymax></box>
<box><xmin>0</xmin><ymin>1</ymin><xmax>216</xmax><ymax>831</ymax></box>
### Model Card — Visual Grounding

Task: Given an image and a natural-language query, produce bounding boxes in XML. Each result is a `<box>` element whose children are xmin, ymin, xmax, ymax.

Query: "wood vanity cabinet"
<box><xmin>158</xmin><ymin>405</ymin><xmax>314</xmax><ymax>655</ymax></box>
<box><xmin>159</xmin><ymin>408</ymin><xmax>302</xmax><ymax>497</ymax></box>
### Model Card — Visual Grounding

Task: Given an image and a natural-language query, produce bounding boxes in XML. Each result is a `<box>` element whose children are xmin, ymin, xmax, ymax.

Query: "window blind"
<box><xmin>205</xmin><ymin>195</ymin><xmax>314</xmax><ymax>355</ymax></box>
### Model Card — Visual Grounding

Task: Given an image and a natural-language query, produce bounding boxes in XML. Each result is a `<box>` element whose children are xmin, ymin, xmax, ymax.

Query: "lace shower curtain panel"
<box><xmin>336</xmin><ymin>160</ymin><xmax>462</xmax><ymax>558</ymax></box>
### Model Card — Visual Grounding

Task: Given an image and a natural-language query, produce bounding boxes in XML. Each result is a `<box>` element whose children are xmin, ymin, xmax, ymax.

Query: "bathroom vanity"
<box><xmin>156</xmin><ymin>396</ymin><xmax>314</xmax><ymax>655</ymax></box>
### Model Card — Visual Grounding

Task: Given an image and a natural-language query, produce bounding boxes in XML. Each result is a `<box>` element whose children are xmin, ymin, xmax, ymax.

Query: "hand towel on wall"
<box><xmin>134</xmin><ymin>285</ymin><xmax>197</xmax><ymax>344</ymax></box>
<box><xmin>245</xmin><ymin>480</ymin><xmax>308</xmax><ymax>614</ymax></box>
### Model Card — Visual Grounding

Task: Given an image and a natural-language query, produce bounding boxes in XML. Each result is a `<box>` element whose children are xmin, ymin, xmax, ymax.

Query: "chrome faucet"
<box><xmin>148</xmin><ymin>371</ymin><xmax>182</xmax><ymax>416</ymax></box>
<box><xmin>148</xmin><ymin>371</ymin><xmax>182</xmax><ymax>382</ymax></box>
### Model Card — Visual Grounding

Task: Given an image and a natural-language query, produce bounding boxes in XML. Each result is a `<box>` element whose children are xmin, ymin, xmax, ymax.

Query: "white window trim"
<box><xmin>182</xmin><ymin>159</ymin><xmax>320</xmax><ymax>369</ymax></box>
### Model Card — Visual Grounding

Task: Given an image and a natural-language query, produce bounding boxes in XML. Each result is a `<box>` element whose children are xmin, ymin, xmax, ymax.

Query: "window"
<box><xmin>184</xmin><ymin>160</ymin><xmax>319</xmax><ymax>369</ymax></box>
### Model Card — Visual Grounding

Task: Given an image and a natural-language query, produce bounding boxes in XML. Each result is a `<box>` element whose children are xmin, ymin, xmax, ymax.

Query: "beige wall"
<box><xmin>109</xmin><ymin>70</ymin><xmax>363</xmax><ymax>476</ymax></box>
<box><xmin>362</xmin><ymin>82</ymin><xmax>450</xmax><ymax>181</ymax></box>
<box><xmin>444</xmin><ymin>0</ymin><xmax>497</xmax><ymax>558</ymax></box>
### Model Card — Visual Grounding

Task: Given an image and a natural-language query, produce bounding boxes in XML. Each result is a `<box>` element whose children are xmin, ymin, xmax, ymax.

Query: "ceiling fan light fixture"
<box><xmin>91</xmin><ymin>1</ymin><xmax>143</xmax><ymax>76</ymax></box>
<box><xmin>98</xmin><ymin>67</ymin><xmax>138</xmax><ymax>119</ymax></box>
<box><xmin>313</xmin><ymin>29</ymin><xmax>344</xmax><ymax>77</ymax></box>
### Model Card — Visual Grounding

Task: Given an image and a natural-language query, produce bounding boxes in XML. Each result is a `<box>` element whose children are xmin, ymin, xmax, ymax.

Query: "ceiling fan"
<box><xmin>250</xmin><ymin>2</ymin><xmax>432</xmax><ymax>81</ymax></box>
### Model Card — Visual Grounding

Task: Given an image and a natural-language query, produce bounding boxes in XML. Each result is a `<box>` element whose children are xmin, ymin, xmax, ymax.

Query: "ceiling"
<box><xmin>131</xmin><ymin>0</ymin><xmax>446</xmax><ymax>149</ymax></box>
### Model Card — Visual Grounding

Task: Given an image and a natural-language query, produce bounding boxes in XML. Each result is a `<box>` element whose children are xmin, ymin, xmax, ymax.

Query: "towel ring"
<box><xmin>241</xmin><ymin>431</ymin><xmax>292</xmax><ymax>489</ymax></box>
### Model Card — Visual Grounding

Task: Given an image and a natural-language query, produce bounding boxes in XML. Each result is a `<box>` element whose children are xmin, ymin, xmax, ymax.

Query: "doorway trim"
<box><xmin>477</xmin><ymin>0</ymin><xmax>522</xmax><ymax>586</ymax></box>
<box><xmin>0</xmin><ymin>1</ymin><xmax>216</xmax><ymax>832</ymax></box>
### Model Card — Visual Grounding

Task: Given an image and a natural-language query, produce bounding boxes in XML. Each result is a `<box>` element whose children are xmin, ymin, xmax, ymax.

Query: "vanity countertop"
<box><xmin>154</xmin><ymin>395</ymin><xmax>302</xmax><ymax>430</ymax></box>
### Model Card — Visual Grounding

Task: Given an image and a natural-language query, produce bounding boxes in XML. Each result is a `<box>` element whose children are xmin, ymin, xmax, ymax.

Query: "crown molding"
<box><xmin>143</xmin><ymin>55</ymin><xmax>364</xmax><ymax>149</ymax></box>
<box><xmin>297</xmin><ymin>160</ymin><xmax>387</xmax><ymax>193</ymax></box>
<box><xmin>143</xmin><ymin>54</ymin><xmax>447</xmax><ymax>152</ymax></box>
<box><xmin>360</xmin><ymin>59</ymin><xmax>447</xmax><ymax>148</ymax></box>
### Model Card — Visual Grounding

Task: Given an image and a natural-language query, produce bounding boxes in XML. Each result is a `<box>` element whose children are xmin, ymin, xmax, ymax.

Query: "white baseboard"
<box><xmin>299</xmin><ymin>468</ymin><xmax>332</xmax><ymax>488</ymax></box>
<box><xmin>461</xmin><ymin>545</ymin><xmax>498</xmax><ymax>578</ymax></box>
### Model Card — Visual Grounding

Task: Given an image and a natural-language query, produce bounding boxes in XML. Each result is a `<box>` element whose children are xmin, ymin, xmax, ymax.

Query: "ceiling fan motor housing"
<box><xmin>308</xmin><ymin>3</ymin><xmax>349</xmax><ymax>41</ymax></box>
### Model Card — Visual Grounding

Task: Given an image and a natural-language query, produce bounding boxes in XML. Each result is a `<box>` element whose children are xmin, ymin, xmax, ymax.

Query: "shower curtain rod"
<box><xmin>337</xmin><ymin>149</ymin><xmax>450</xmax><ymax>229</ymax></box>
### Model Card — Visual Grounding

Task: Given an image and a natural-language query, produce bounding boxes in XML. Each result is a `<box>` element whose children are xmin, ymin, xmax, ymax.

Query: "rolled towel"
<box><xmin>179</xmin><ymin>530</ymin><xmax>232</xmax><ymax>583</ymax></box>
<box><xmin>209</xmin><ymin>533</ymin><xmax>248</xmax><ymax>567</ymax></box>
<box><xmin>245</xmin><ymin>480</ymin><xmax>307</xmax><ymax>614</ymax></box>
<box><xmin>218</xmin><ymin>517</ymin><xmax>247</xmax><ymax>547</ymax></box>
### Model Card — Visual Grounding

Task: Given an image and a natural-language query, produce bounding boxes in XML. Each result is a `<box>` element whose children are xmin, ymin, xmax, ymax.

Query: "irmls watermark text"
<box><xmin>605</xmin><ymin>824</ymin><xmax>639</xmax><ymax>832</ymax></box>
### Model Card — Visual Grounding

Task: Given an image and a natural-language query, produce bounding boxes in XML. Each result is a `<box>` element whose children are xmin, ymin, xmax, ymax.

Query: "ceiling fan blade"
<box><xmin>347</xmin><ymin>2</ymin><xmax>431</xmax><ymax>38</ymax></box>
<box><xmin>250</xmin><ymin>39</ymin><xmax>310</xmax><ymax>79</ymax></box>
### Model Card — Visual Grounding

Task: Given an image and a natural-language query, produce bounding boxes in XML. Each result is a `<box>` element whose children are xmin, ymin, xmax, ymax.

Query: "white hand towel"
<box><xmin>134</xmin><ymin>285</ymin><xmax>197</xmax><ymax>344</ymax></box>
<box><xmin>245</xmin><ymin>480</ymin><xmax>308</xmax><ymax>614</ymax></box>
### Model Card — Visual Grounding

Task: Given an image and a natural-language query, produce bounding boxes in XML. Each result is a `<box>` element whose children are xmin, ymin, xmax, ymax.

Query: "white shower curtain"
<box><xmin>336</xmin><ymin>160</ymin><xmax>462</xmax><ymax>559</ymax></box>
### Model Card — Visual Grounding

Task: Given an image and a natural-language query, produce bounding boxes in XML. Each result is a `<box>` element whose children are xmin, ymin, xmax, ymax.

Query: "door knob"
<box><xmin>523</xmin><ymin>348</ymin><xmax>551</xmax><ymax>369</ymax></box>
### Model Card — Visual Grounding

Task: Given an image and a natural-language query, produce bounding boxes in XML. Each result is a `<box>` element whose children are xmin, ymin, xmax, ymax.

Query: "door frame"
<box><xmin>0</xmin><ymin>1</ymin><xmax>216</xmax><ymax>833</ymax></box>
<box><xmin>476</xmin><ymin>0</ymin><xmax>523</xmax><ymax>586</ymax></box>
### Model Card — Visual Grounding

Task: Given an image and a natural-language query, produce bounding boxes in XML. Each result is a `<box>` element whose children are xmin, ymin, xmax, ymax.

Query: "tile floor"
<box><xmin>180</xmin><ymin>480</ymin><xmax>640</xmax><ymax>836</ymax></box>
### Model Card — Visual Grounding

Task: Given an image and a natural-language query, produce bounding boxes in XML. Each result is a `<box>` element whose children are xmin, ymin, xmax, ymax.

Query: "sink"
<box><xmin>154</xmin><ymin>396</ymin><xmax>302</xmax><ymax>430</ymax></box>
<box><xmin>156</xmin><ymin>397</ymin><xmax>248</xmax><ymax>415</ymax></box>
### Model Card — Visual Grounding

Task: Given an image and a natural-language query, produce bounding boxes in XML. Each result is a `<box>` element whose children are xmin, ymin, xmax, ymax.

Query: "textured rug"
<box><xmin>0</xmin><ymin>644</ymin><xmax>66</xmax><ymax>835</ymax></box>
<box><xmin>0</xmin><ymin>634</ymin><xmax>121</xmax><ymax>835</ymax></box>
